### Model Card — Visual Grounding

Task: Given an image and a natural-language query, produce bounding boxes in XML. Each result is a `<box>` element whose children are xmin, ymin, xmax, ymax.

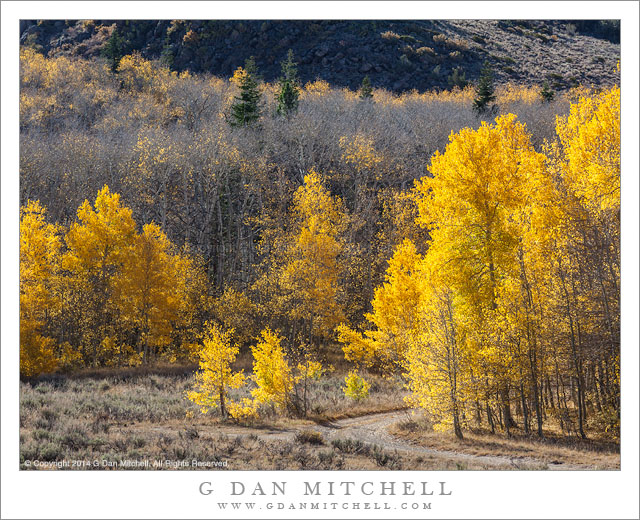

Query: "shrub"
<box><xmin>39</xmin><ymin>442</ymin><xmax>63</xmax><ymax>461</ymax></box>
<box><xmin>317</xmin><ymin>450</ymin><xmax>335</xmax><ymax>465</ymax></box>
<box><xmin>331</xmin><ymin>437</ymin><xmax>370</xmax><ymax>454</ymax></box>
<box><xmin>343</xmin><ymin>370</ymin><xmax>370</xmax><ymax>401</ymax></box>
<box><xmin>416</xmin><ymin>46</ymin><xmax>435</xmax><ymax>56</ymax></box>
<box><xmin>295</xmin><ymin>430</ymin><xmax>324</xmax><ymax>445</ymax></box>
<box><xmin>381</xmin><ymin>31</ymin><xmax>400</xmax><ymax>41</ymax></box>
<box><xmin>372</xmin><ymin>447</ymin><xmax>400</xmax><ymax>467</ymax></box>
<box><xmin>448</xmin><ymin>67</ymin><xmax>468</xmax><ymax>89</ymax></box>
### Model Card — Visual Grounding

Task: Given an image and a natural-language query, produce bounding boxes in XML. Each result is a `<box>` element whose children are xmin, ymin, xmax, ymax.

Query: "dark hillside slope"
<box><xmin>20</xmin><ymin>19</ymin><xmax>619</xmax><ymax>92</ymax></box>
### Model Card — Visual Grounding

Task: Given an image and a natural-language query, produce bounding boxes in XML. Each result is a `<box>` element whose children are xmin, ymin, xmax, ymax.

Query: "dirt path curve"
<box><xmin>213</xmin><ymin>410</ymin><xmax>591</xmax><ymax>470</ymax></box>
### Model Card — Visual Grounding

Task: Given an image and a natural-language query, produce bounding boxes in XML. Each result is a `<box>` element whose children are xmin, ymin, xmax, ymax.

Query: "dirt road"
<box><xmin>201</xmin><ymin>409</ymin><xmax>592</xmax><ymax>470</ymax></box>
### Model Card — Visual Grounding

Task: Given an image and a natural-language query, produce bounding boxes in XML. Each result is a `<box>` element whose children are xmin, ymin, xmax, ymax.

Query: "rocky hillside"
<box><xmin>20</xmin><ymin>19</ymin><xmax>620</xmax><ymax>92</ymax></box>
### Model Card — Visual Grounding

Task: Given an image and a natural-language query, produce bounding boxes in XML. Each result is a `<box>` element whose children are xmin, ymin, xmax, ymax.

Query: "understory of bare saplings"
<box><xmin>20</xmin><ymin>50</ymin><xmax>620</xmax><ymax>443</ymax></box>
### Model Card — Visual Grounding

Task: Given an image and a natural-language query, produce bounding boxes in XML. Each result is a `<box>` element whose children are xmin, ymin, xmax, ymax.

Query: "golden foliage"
<box><xmin>186</xmin><ymin>323</ymin><xmax>245</xmax><ymax>415</ymax></box>
<box><xmin>114</xmin><ymin>223</ymin><xmax>186</xmax><ymax>360</ymax></box>
<box><xmin>338</xmin><ymin>239</ymin><xmax>423</xmax><ymax>370</ymax></box>
<box><xmin>303</xmin><ymin>79</ymin><xmax>331</xmax><ymax>96</ymax></box>
<box><xmin>555</xmin><ymin>86</ymin><xmax>620</xmax><ymax>212</ymax></box>
<box><xmin>343</xmin><ymin>370</ymin><xmax>370</xmax><ymax>401</ymax></box>
<box><xmin>250</xmin><ymin>328</ymin><xmax>293</xmax><ymax>410</ymax></box>
<box><xmin>277</xmin><ymin>171</ymin><xmax>345</xmax><ymax>339</ymax></box>
<box><xmin>339</xmin><ymin>133</ymin><xmax>384</xmax><ymax>172</ymax></box>
<box><xmin>64</xmin><ymin>185</ymin><xmax>136</xmax><ymax>278</ymax></box>
<box><xmin>20</xmin><ymin>201</ymin><xmax>61</xmax><ymax>377</ymax></box>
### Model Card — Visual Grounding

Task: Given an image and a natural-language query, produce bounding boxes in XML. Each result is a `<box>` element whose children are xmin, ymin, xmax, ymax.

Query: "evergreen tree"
<box><xmin>102</xmin><ymin>27</ymin><xmax>126</xmax><ymax>73</ymax></box>
<box><xmin>472</xmin><ymin>61</ymin><xmax>496</xmax><ymax>114</ymax></box>
<box><xmin>359</xmin><ymin>76</ymin><xmax>373</xmax><ymax>100</ymax></box>
<box><xmin>448</xmin><ymin>67</ymin><xmax>468</xmax><ymax>89</ymax></box>
<box><xmin>229</xmin><ymin>57</ymin><xmax>262</xmax><ymax>127</ymax></box>
<box><xmin>540</xmin><ymin>81</ymin><xmax>555</xmax><ymax>103</ymax></box>
<box><xmin>276</xmin><ymin>49</ymin><xmax>300</xmax><ymax>116</ymax></box>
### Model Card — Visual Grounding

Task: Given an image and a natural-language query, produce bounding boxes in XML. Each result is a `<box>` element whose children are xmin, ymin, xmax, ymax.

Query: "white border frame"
<box><xmin>2</xmin><ymin>2</ymin><xmax>638</xmax><ymax>519</ymax></box>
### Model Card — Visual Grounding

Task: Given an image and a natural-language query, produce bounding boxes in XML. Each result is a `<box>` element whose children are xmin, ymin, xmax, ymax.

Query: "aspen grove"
<box><xmin>20</xmin><ymin>50</ymin><xmax>619</xmax><ymax>440</ymax></box>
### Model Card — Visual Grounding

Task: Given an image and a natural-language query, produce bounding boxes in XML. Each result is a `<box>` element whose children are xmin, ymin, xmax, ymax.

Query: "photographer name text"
<box><xmin>200</xmin><ymin>480</ymin><xmax>452</xmax><ymax>497</ymax></box>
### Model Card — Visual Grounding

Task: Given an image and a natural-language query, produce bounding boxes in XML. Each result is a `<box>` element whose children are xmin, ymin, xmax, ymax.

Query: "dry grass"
<box><xmin>21</xmin><ymin>369</ymin><xmax>618</xmax><ymax>471</ymax></box>
<box><xmin>19</xmin><ymin>369</ymin><xmax>410</xmax><ymax>470</ymax></box>
<box><xmin>390</xmin><ymin>414</ymin><xmax>620</xmax><ymax>470</ymax></box>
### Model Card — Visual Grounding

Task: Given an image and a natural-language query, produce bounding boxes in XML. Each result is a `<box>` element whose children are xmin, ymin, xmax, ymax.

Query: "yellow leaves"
<box><xmin>372</xmin><ymin>239</ymin><xmax>423</xmax><ymax>334</ymax></box>
<box><xmin>374</xmin><ymin>91</ymin><xmax>619</xmax><ymax>436</ymax></box>
<box><xmin>187</xmin><ymin>323</ymin><xmax>245</xmax><ymax>415</ymax></box>
<box><xmin>114</xmin><ymin>222</ymin><xmax>185</xmax><ymax>352</ymax></box>
<box><xmin>295</xmin><ymin>359</ymin><xmax>325</xmax><ymax>382</ymax></box>
<box><xmin>20</xmin><ymin>200</ymin><xmax>62</xmax><ymax>377</ymax></box>
<box><xmin>20</xmin><ymin>48</ymin><xmax>116</xmax><ymax>131</ymax></box>
<box><xmin>417</xmin><ymin>114</ymin><xmax>545</xmax><ymax>231</ymax></box>
<box><xmin>19</xmin><ymin>321</ymin><xmax>58</xmax><ymax>378</ymax></box>
<box><xmin>26</xmin><ymin>185</ymin><xmax>201</xmax><ymax>368</ymax></box>
<box><xmin>343</xmin><ymin>370</ymin><xmax>370</xmax><ymax>401</ymax></box>
<box><xmin>293</xmin><ymin>171</ymin><xmax>342</xmax><ymax>227</ymax></box>
<box><xmin>95</xmin><ymin>337</ymin><xmax>142</xmax><ymax>367</ymax></box>
<box><xmin>277</xmin><ymin>171</ymin><xmax>345</xmax><ymax>337</ymax></box>
<box><xmin>495</xmin><ymin>83</ymin><xmax>542</xmax><ymax>105</ymax></box>
<box><xmin>338</xmin><ymin>239</ymin><xmax>422</xmax><ymax>370</ymax></box>
<box><xmin>131</xmin><ymin>133</ymin><xmax>183</xmax><ymax>184</ymax></box>
<box><xmin>337</xmin><ymin>324</ymin><xmax>378</xmax><ymax>366</ymax></box>
<box><xmin>373</xmin><ymin>114</ymin><xmax>554</xmax><ymax>433</ymax></box>
<box><xmin>250</xmin><ymin>328</ymin><xmax>293</xmax><ymax>409</ymax></box>
<box><xmin>229</xmin><ymin>66</ymin><xmax>247</xmax><ymax>87</ymax></box>
<box><xmin>227</xmin><ymin>398</ymin><xmax>258</xmax><ymax>421</ymax></box>
<box><xmin>339</xmin><ymin>133</ymin><xmax>384</xmax><ymax>172</ymax></box>
<box><xmin>118</xmin><ymin>53</ymin><xmax>156</xmax><ymax>93</ymax></box>
<box><xmin>57</xmin><ymin>342</ymin><xmax>84</xmax><ymax>371</ymax></box>
<box><xmin>64</xmin><ymin>185</ymin><xmax>136</xmax><ymax>277</ymax></box>
<box><xmin>404</xmin><ymin>290</ymin><xmax>471</xmax><ymax>434</ymax></box>
<box><xmin>555</xmin><ymin>86</ymin><xmax>620</xmax><ymax>212</ymax></box>
<box><xmin>303</xmin><ymin>79</ymin><xmax>331</xmax><ymax>96</ymax></box>
<box><xmin>20</xmin><ymin>200</ymin><xmax>61</xmax><ymax>297</ymax></box>
<box><xmin>415</xmin><ymin>114</ymin><xmax>546</xmax><ymax>307</ymax></box>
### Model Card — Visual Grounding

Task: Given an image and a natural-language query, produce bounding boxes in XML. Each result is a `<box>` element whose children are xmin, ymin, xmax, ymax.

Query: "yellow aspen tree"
<box><xmin>545</xmin><ymin>86</ymin><xmax>621</xmax><ymax>437</ymax></box>
<box><xmin>406</xmin><ymin>283</ymin><xmax>469</xmax><ymax>439</ymax></box>
<box><xmin>170</xmin><ymin>248</ymin><xmax>213</xmax><ymax>363</ymax></box>
<box><xmin>114</xmin><ymin>222</ymin><xmax>184</xmax><ymax>363</ymax></box>
<box><xmin>279</xmin><ymin>171</ymin><xmax>345</xmax><ymax>346</ymax></box>
<box><xmin>413</xmin><ymin>114</ymin><xmax>547</xmax><ymax>435</ymax></box>
<box><xmin>343</xmin><ymin>370</ymin><xmax>370</xmax><ymax>401</ymax></box>
<box><xmin>555</xmin><ymin>86</ymin><xmax>620</xmax><ymax>213</ymax></box>
<box><xmin>251</xmin><ymin>328</ymin><xmax>294</xmax><ymax>412</ymax></box>
<box><xmin>338</xmin><ymin>239</ymin><xmax>423</xmax><ymax>370</ymax></box>
<box><xmin>63</xmin><ymin>185</ymin><xmax>136</xmax><ymax>365</ymax></box>
<box><xmin>187</xmin><ymin>323</ymin><xmax>245</xmax><ymax>417</ymax></box>
<box><xmin>19</xmin><ymin>201</ymin><xmax>61</xmax><ymax>377</ymax></box>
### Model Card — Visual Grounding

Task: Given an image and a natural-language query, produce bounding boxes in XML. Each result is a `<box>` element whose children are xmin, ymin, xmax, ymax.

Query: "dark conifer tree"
<box><xmin>102</xmin><ymin>27</ymin><xmax>126</xmax><ymax>73</ymax></box>
<box><xmin>276</xmin><ymin>50</ymin><xmax>300</xmax><ymax>116</ymax></box>
<box><xmin>540</xmin><ymin>81</ymin><xmax>555</xmax><ymax>103</ymax></box>
<box><xmin>229</xmin><ymin>57</ymin><xmax>262</xmax><ymax>127</ymax></box>
<box><xmin>359</xmin><ymin>76</ymin><xmax>373</xmax><ymax>100</ymax></box>
<box><xmin>473</xmin><ymin>61</ymin><xmax>496</xmax><ymax>114</ymax></box>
